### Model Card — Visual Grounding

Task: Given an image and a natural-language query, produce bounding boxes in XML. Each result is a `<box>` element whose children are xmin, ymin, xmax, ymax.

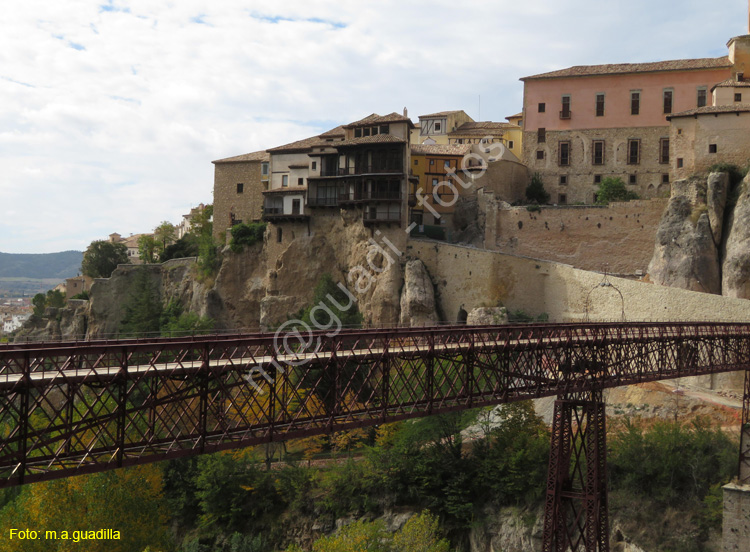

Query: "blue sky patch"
<box><xmin>99</xmin><ymin>1</ymin><xmax>130</xmax><ymax>14</ymax></box>
<box><xmin>250</xmin><ymin>12</ymin><xmax>346</xmax><ymax>28</ymax></box>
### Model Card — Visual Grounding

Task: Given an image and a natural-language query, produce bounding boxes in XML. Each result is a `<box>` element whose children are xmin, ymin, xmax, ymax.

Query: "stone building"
<box><xmin>211</xmin><ymin>150</ymin><xmax>269</xmax><ymax>243</ymax></box>
<box><xmin>521</xmin><ymin>56</ymin><xmax>733</xmax><ymax>204</ymax></box>
<box><xmin>415</xmin><ymin>110</ymin><xmax>474</xmax><ymax>145</ymax></box>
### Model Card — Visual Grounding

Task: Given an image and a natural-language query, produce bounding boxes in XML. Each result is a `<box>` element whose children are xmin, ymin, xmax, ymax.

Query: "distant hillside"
<box><xmin>0</xmin><ymin>251</ymin><xmax>83</xmax><ymax>279</ymax></box>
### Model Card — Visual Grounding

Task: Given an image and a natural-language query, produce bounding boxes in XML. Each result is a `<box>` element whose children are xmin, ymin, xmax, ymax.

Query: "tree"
<box><xmin>119</xmin><ymin>268</ymin><xmax>162</xmax><ymax>337</ymax></box>
<box><xmin>526</xmin><ymin>172</ymin><xmax>550</xmax><ymax>204</ymax></box>
<box><xmin>595</xmin><ymin>177</ymin><xmax>639</xmax><ymax>205</ymax></box>
<box><xmin>31</xmin><ymin>293</ymin><xmax>46</xmax><ymax>316</ymax></box>
<box><xmin>82</xmin><ymin>240</ymin><xmax>128</xmax><ymax>278</ymax></box>
<box><xmin>137</xmin><ymin>235</ymin><xmax>159</xmax><ymax>263</ymax></box>
<box><xmin>153</xmin><ymin>221</ymin><xmax>176</xmax><ymax>253</ymax></box>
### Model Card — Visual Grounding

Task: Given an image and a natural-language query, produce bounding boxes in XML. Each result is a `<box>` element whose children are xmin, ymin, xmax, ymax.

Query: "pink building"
<box><xmin>522</xmin><ymin>55</ymin><xmax>733</xmax><ymax>203</ymax></box>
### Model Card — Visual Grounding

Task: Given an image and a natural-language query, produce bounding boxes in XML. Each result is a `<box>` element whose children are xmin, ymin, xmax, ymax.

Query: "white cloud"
<box><xmin>0</xmin><ymin>0</ymin><xmax>747</xmax><ymax>253</ymax></box>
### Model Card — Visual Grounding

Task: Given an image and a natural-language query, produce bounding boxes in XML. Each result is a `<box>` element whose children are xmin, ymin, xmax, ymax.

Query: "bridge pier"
<box><xmin>542</xmin><ymin>389</ymin><xmax>609</xmax><ymax>552</ymax></box>
<box><xmin>723</xmin><ymin>369</ymin><xmax>750</xmax><ymax>551</ymax></box>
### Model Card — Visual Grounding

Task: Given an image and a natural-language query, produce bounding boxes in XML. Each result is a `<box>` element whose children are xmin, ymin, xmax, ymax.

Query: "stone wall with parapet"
<box><xmin>481</xmin><ymin>195</ymin><xmax>668</xmax><ymax>275</ymax></box>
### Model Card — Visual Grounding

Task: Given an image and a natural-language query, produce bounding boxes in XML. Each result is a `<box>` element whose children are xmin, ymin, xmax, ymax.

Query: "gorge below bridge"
<box><xmin>1</xmin><ymin>322</ymin><xmax>750</xmax><ymax>551</ymax></box>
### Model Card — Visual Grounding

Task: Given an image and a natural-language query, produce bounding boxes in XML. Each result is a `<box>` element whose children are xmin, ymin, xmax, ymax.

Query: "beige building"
<box><xmin>415</xmin><ymin>110</ymin><xmax>474</xmax><ymax>145</ymax></box>
<box><xmin>447</xmin><ymin>121</ymin><xmax>523</xmax><ymax>160</ymax></box>
<box><xmin>212</xmin><ymin>150</ymin><xmax>269</xmax><ymax>243</ymax></box>
<box><xmin>668</xmin><ymin>36</ymin><xmax>750</xmax><ymax>178</ymax></box>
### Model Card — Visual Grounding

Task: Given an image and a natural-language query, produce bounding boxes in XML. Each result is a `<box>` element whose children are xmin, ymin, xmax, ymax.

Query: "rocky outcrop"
<box><xmin>707</xmin><ymin>172</ymin><xmax>729</xmax><ymax>247</ymax></box>
<box><xmin>399</xmin><ymin>260</ymin><xmax>438</xmax><ymax>327</ymax></box>
<box><xmin>452</xmin><ymin>196</ymin><xmax>485</xmax><ymax>246</ymax></box>
<box><xmin>722</xmin><ymin>173</ymin><xmax>750</xmax><ymax>298</ymax></box>
<box><xmin>469</xmin><ymin>504</ymin><xmax>543</xmax><ymax>552</ymax></box>
<box><xmin>647</xmin><ymin>176</ymin><xmax>721</xmax><ymax>294</ymax></box>
<box><xmin>466</xmin><ymin>306</ymin><xmax>508</xmax><ymax>325</ymax></box>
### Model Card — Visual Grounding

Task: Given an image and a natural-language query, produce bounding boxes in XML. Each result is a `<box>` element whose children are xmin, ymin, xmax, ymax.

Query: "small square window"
<box><xmin>594</xmin><ymin>175</ymin><xmax>602</xmax><ymax>184</ymax></box>
<box><xmin>414</xmin><ymin>159</ymin><xmax>418</xmax><ymax>166</ymax></box>
<box><xmin>735</xmin><ymin>93</ymin><xmax>742</xmax><ymax>102</ymax></box>
<box><xmin>363</xmin><ymin>127</ymin><xmax>371</xmax><ymax>137</ymax></box>
<box><xmin>508</xmin><ymin>140</ymin><xmax>514</xmax><ymax>149</ymax></box>
<box><xmin>536</xmin><ymin>150</ymin><xmax>544</xmax><ymax>160</ymax></box>
<box><xmin>560</xmin><ymin>175</ymin><xmax>567</xmax><ymax>185</ymax></box>
<box><xmin>629</xmin><ymin>174</ymin><xmax>637</xmax><ymax>185</ymax></box>
<box><xmin>558</xmin><ymin>193</ymin><xmax>567</xmax><ymax>204</ymax></box>
<box><xmin>538</xmin><ymin>103</ymin><xmax>546</xmax><ymax>113</ymax></box>
<box><xmin>354</xmin><ymin>128</ymin><xmax>362</xmax><ymax>138</ymax></box>
<box><xmin>709</xmin><ymin>144</ymin><xmax>717</xmax><ymax>153</ymax></box>
<box><xmin>236</xmin><ymin>183</ymin><xmax>244</xmax><ymax>193</ymax></box>
<box><xmin>429</xmin><ymin>159</ymin><xmax>434</xmax><ymax>166</ymax></box>
<box><xmin>435</xmin><ymin>122</ymin><xmax>442</xmax><ymax>132</ymax></box>
<box><xmin>298</xmin><ymin>177</ymin><xmax>304</xmax><ymax>186</ymax></box>
<box><xmin>311</xmin><ymin>161</ymin><xmax>317</xmax><ymax>170</ymax></box>
<box><xmin>677</xmin><ymin>158</ymin><xmax>684</xmax><ymax>168</ymax></box>
<box><xmin>662</xmin><ymin>174</ymin><xmax>670</xmax><ymax>184</ymax></box>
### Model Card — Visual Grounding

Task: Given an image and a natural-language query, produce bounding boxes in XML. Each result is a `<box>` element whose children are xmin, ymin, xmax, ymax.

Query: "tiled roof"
<box><xmin>506</xmin><ymin>112</ymin><xmax>523</xmax><ymax>119</ymax></box>
<box><xmin>418</xmin><ymin>110</ymin><xmax>466</xmax><ymax>118</ymax></box>
<box><xmin>711</xmin><ymin>77</ymin><xmax>750</xmax><ymax>91</ymax></box>
<box><xmin>319</xmin><ymin>125</ymin><xmax>346</xmax><ymax>137</ymax></box>
<box><xmin>667</xmin><ymin>103</ymin><xmax>750</xmax><ymax>119</ymax></box>
<box><xmin>212</xmin><ymin>150</ymin><xmax>269</xmax><ymax>164</ymax></box>
<box><xmin>521</xmin><ymin>56</ymin><xmax>731</xmax><ymax>80</ymax></box>
<box><xmin>410</xmin><ymin>144</ymin><xmax>472</xmax><ymax>156</ymax></box>
<box><xmin>337</xmin><ymin>134</ymin><xmax>406</xmax><ymax>147</ymax></box>
<box><xmin>343</xmin><ymin>112</ymin><xmax>413</xmax><ymax>128</ymax></box>
<box><xmin>448</xmin><ymin>121</ymin><xmax>512</xmax><ymax>136</ymax></box>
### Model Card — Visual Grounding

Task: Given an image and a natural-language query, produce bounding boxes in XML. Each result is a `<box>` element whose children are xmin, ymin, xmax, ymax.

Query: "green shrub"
<box><xmin>525</xmin><ymin>173</ymin><xmax>550</xmax><ymax>204</ymax></box>
<box><xmin>595</xmin><ymin>177</ymin><xmax>639</xmax><ymax>205</ymax></box>
<box><xmin>707</xmin><ymin>162</ymin><xmax>747</xmax><ymax>187</ymax></box>
<box><xmin>230</xmin><ymin>222</ymin><xmax>267</xmax><ymax>252</ymax></box>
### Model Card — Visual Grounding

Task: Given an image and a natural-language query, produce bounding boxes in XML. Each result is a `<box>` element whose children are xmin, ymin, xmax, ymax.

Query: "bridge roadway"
<box><xmin>0</xmin><ymin>321</ymin><xmax>749</xmax><ymax>489</ymax></box>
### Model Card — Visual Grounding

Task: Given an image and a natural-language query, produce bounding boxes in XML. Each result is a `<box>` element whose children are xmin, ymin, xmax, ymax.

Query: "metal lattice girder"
<box><xmin>1</xmin><ymin>322</ymin><xmax>750</xmax><ymax>488</ymax></box>
<box><xmin>542</xmin><ymin>390</ymin><xmax>609</xmax><ymax>552</ymax></box>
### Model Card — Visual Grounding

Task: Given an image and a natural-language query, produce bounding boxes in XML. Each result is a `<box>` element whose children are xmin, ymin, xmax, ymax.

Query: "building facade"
<box><xmin>521</xmin><ymin>57</ymin><xmax>733</xmax><ymax>203</ymax></box>
<box><xmin>212</xmin><ymin>150</ymin><xmax>269</xmax><ymax>243</ymax></box>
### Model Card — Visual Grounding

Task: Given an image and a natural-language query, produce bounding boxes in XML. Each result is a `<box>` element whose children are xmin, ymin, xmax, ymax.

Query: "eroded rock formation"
<box><xmin>399</xmin><ymin>259</ymin><xmax>438</xmax><ymax>327</ymax></box>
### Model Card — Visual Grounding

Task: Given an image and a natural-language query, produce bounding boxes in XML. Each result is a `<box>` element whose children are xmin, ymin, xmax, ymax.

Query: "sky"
<box><xmin>1</xmin><ymin>0</ymin><xmax>747</xmax><ymax>254</ymax></box>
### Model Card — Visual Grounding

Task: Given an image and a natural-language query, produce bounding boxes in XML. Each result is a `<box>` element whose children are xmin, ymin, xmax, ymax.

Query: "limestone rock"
<box><xmin>452</xmin><ymin>196</ymin><xmax>485</xmax><ymax>247</ymax></box>
<box><xmin>707</xmin><ymin>171</ymin><xmax>729</xmax><ymax>247</ymax></box>
<box><xmin>260</xmin><ymin>295</ymin><xmax>304</xmax><ymax>330</ymax></box>
<box><xmin>469</xmin><ymin>504</ymin><xmax>543</xmax><ymax>552</ymax></box>
<box><xmin>647</xmin><ymin>192</ymin><xmax>721</xmax><ymax>294</ymax></box>
<box><xmin>466</xmin><ymin>306</ymin><xmax>508</xmax><ymax>325</ymax></box>
<box><xmin>399</xmin><ymin>260</ymin><xmax>438</xmax><ymax>327</ymax></box>
<box><xmin>723</xmin><ymin>174</ymin><xmax>750</xmax><ymax>298</ymax></box>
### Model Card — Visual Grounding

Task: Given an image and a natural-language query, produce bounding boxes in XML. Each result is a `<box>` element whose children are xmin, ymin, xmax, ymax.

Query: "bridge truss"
<box><xmin>2</xmin><ymin>322</ymin><xmax>750</xmax><ymax>551</ymax></box>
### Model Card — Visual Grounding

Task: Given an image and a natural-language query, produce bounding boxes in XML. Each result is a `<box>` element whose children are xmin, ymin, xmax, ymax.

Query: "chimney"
<box><xmin>403</xmin><ymin>107</ymin><xmax>408</xmax><ymax>117</ymax></box>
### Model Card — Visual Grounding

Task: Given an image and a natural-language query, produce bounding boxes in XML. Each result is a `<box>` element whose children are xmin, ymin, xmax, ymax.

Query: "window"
<box><xmin>536</xmin><ymin>150</ymin><xmax>544</xmax><ymax>160</ymax></box>
<box><xmin>629</xmin><ymin>174</ymin><xmax>637</xmax><ymax>185</ymax></box>
<box><xmin>631</xmin><ymin>91</ymin><xmax>640</xmax><ymax>115</ymax></box>
<box><xmin>558</xmin><ymin>193</ymin><xmax>567</xmax><ymax>204</ymax></box>
<box><xmin>292</xmin><ymin>199</ymin><xmax>301</xmax><ymax>214</ymax></box>
<box><xmin>538</xmin><ymin>102</ymin><xmax>546</xmax><ymax>113</ymax></box>
<box><xmin>537</xmin><ymin>128</ymin><xmax>546</xmax><ymax>143</ymax></box>
<box><xmin>311</xmin><ymin>161</ymin><xmax>317</xmax><ymax>170</ymax></box>
<box><xmin>709</xmin><ymin>144</ymin><xmax>717</xmax><ymax>154</ymax></box>
<box><xmin>435</xmin><ymin>122</ymin><xmax>442</xmax><ymax>132</ymax></box>
<box><xmin>735</xmin><ymin>93</ymin><xmax>743</xmax><ymax>102</ymax></box>
<box><xmin>429</xmin><ymin>159</ymin><xmax>434</xmax><ymax>166</ymax></box>
<box><xmin>363</xmin><ymin>127</ymin><xmax>371</xmax><ymax>137</ymax></box>
<box><xmin>277</xmin><ymin>227</ymin><xmax>283</xmax><ymax>243</ymax></box>
<box><xmin>282</xmin><ymin>175</ymin><xmax>289</xmax><ymax>187</ymax></box>
<box><xmin>663</xmin><ymin>89</ymin><xmax>673</xmax><ymax>114</ymax></box>
<box><xmin>662</xmin><ymin>174</ymin><xmax>670</xmax><ymax>184</ymax></box>
<box><xmin>659</xmin><ymin>138</ymin><xmax>670</xmax><ymax>164</ymax></box>
<box><xmin>380</xmin><ymin>125</ymin><xmax>389</xmax><ymax>134</ymax></box>
<box><xmin>627</xmin><ymin>139</ymin><xmax>640</xmax><ymax>164</ymax></box>
<box><xmin>677</xmin><ymin>158</ymin><xmax>684</xmax><ymax>168</ymax></box>
<box><xmin>558</xmin><ymin>141</ymin><xmax>571</xmax><ymax>166</ymax></box>
<box><xmin>594</xmin><ymin>174</ymin><xmax>602</xmax><ymax>184</ymax></box>
<box><xmin>595</xmin><ymin>93</ymin><xmax>605</xmax><ymax>116</ymax></box>
<box><xmin>413</xmin><ymin>159</ymin><xmax>418</xmax><ymax>166</ymax></box>
<box><xmin>261</xmin><ymin>162</ymin><xmax>269</xmax><ymax>176</ymax></box>
<box><xmin>560</xmin><ymin>95</ymin><xmax>571</xmax><ymax>119</ymax></box>
<box><xmin>298</xmin><ymin>177</ymin><xmax>304</xmax><ymax>186</ymax></box>
<box><xmin>697</xmin><ymin>87</ymin><xmax>707</xmax><ymax>108</ymax></box>
<box><xmin>444</xmin><ymin>160</ymin><xmax>450</xmax><ymax>169</ymax></box>
<box><xmin>508</xmin><ymin>140</ymin><xmax>514</xmax><ymax>149</ymax></box>
<box><xmin>560</xmin><ymin>175</ymin><xmax>567</xmax><ymax>185</ymax></box>
<box><xmin>354</xmin><ymin>128</ymin><xmax>362</xmax><ymax>138</ymax></box>
<box><xmin>592</xmin><ymin>140</ymin><xmax>605</xmax><ymax>165</ymax></box>
<box><xmin>236</xmin><ymin>183</ymin><xmax>244</xmax><ymax>193</ymax></box>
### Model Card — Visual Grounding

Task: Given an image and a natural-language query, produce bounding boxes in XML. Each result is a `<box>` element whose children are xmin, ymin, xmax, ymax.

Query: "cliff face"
<box><xmin>647</xmin><ymin>171</ymin><xmax>750</xmax><ymax>298</ymax></box>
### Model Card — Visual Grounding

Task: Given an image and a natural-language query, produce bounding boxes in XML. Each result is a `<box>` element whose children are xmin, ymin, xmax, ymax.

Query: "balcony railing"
<box><xmin>559</xmin><ymin>110</ymin><xmax>572</xmax><ymax>119</ymax></box>
<box><xmin>340</xmin><ymin>190</ymin><xmax>402</xmax><ymax>202</ymax></box>
<box><xmin>318</xmin><ymin>166</ymin><xmax>404</xmax><ymax>177</ymax></box>
<box><xmin>307</xmin><ymin>196</ymin><xmax>339</xmax><ymax>207</ymax></box>
<box><xmin>263</xmin><ymin>206</ymin><xmax>283</xmax><ymax>215</ymax></box>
